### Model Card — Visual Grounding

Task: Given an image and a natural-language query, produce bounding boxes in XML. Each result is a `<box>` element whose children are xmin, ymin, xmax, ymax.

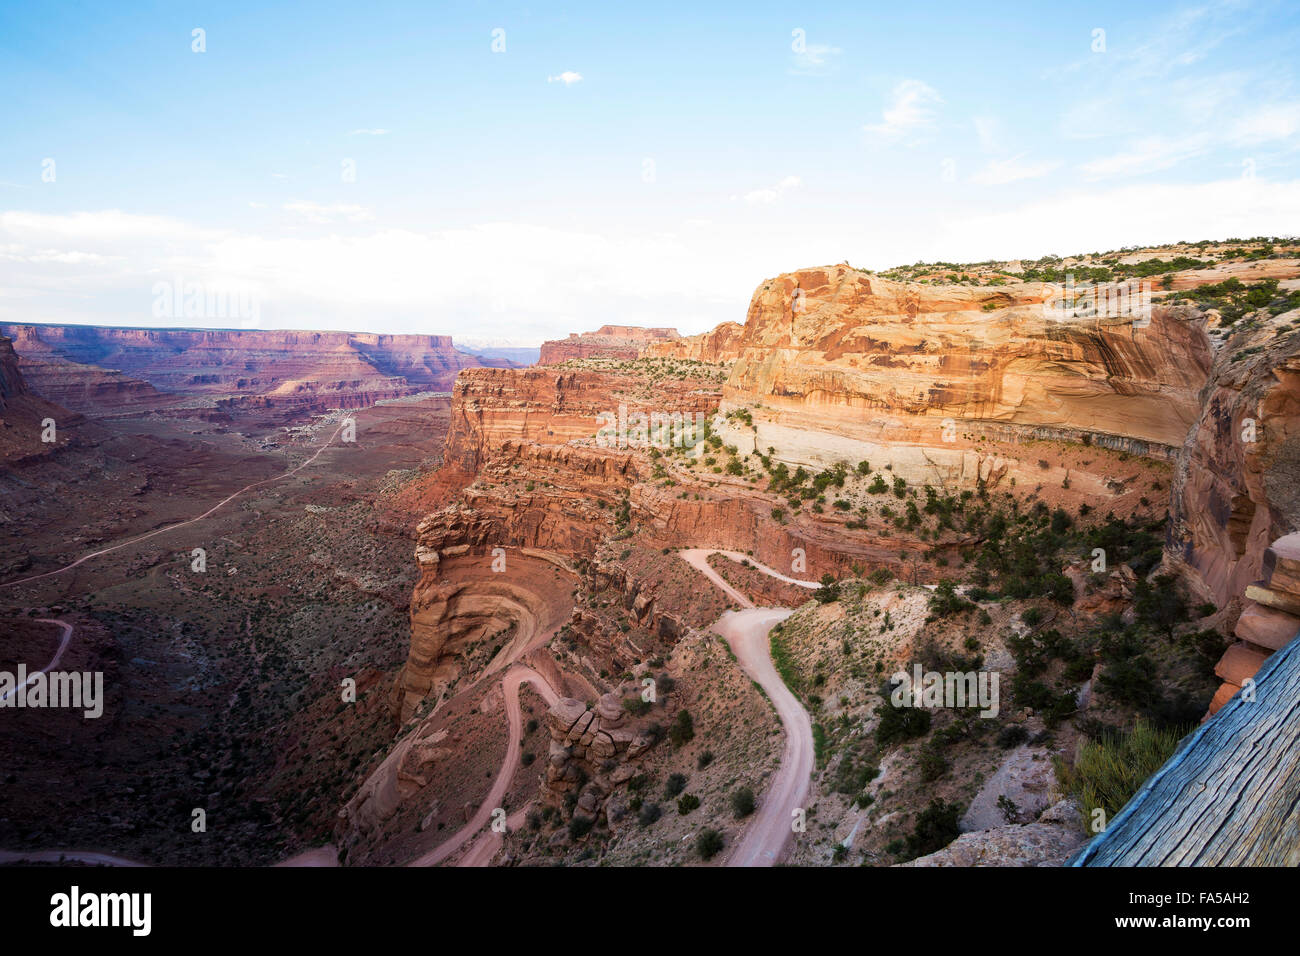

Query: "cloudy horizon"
<box><xmin>3</xmin><ymin>0</ymin><xmax>1298</xmax><ymax>345</ymax></box>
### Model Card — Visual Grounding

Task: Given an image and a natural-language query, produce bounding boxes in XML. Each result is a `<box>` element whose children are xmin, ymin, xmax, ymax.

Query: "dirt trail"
<box><xmin>409</xmin><ymin>664</ymin><xmax>560</xmax><ymax>867</ymax></box>
<box><xmin>678</xmin><ymin>548</ymin><xmax>818</xmax><ymax>609</ymax></box>
<box><xmin>711</xmin><ymin>607</ymin><xmax>810</xmax><ymax>866</ymax></box>
<box><xmin>0</xmin><ymin>418</ymin><xmax>347</xmax><ymax>591</ymax></box>
<box><xmin>678</xmin><ymin>549</ymin><xmax>815</xmax><ymax>867</ymax></box>
<box><xmin>0</xmin><ymin>617</ymin><xmax>72</xmax><ymax>703</ymax></box>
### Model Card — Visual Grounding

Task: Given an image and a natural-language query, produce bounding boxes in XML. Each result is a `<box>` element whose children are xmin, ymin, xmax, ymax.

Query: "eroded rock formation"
<box><xmin>659</xmin><ymin>266</ymin><xmax>1212</xmax><ymax>488</ymax></box>
<box><xmin>539</xmin><ymin>325</ymin><xmax>679</xmax><ymax>364</ymax></box>
<box><xmin>1171</xmin><ymin>330</ymin><xmax>1300</xmax><ymax>607</ymax></box>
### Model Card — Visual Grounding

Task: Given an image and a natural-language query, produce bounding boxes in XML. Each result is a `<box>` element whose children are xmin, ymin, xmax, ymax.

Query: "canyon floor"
<box><xmin>0</xmin><ymin>396</ymin><xmax>454</xmax><ymax>864</ymax></box>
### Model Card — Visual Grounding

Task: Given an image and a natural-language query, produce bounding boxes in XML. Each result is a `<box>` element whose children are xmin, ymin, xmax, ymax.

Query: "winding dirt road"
<box><xmin>678</xmin><ymin>548</ymin><xmax>819</xmax><ymax>610</ymax></box>
<box><xmin>710</xmin><ymin>606</ymin><xmax>810</xmax><ymax>866</ymax></box>
<box><xmin>410</xmin><ymin>664</ymin><xmax>560</xmax><ymax>867</ymax></box>
<box><xmin>678</xmin><ymin>548</ymin><xmax>816</xmax><ymax>867</ymax></box>
<box><xmin>423</xmin><ymin>548</ymin><xmax>818</xmax><ymax>867</ymax></box>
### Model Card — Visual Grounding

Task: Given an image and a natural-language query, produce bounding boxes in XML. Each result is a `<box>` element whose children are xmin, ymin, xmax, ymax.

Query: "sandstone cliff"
<box><xmin>670</xmin><ymin>266</ymin><xmax>1212</xmax><ymax>490</ymax></box>
<box><xmin>1171</xmin><ymin>321</ymin><xmax>1300</xmax><ymax>607</ymax></box>
<box><xmin>539</xmin><ymin>325</ymin><xmax>679</xmax><ymax>364</ymax></box>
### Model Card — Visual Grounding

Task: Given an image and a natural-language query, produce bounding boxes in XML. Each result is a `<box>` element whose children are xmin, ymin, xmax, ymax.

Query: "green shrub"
<box><xmin>696</xmin><ymin>828</ymin><xmax>724</xmax><ymax>859</ymax></box>
<box><xmin>918</xmin><ymin>743</ymin><xmax>949</xmax><ymax>782</ymax></box>
<box><xmin>663</xmin><ymin>772</ymin><xmax>687</xmax><ymax>798</ymax></box>
<box><xmin>1056</xmin><ymin>718</ymin><xmax>1187</xmax><ymax>831</ymax></box>
<box><xmin>875</xmin><ymin>700</ymin><xmax>931</xmax><ymax>746</ymax></box>
<box><xmin>996</xmin><ymin>724</ymin><xmax>1029</xmax><ymax>749</ymax></box>
<box><xmin>815</xmin><ymin>573</ymin><xmax>841</xmax><ymax>603</ymax></box>
<box><xmin>677</xmin><ymin>794</ymin><xmax>700</xmax><ymax>815</ymax></box>
<box><xmin>906</xmin><ymin>799</ymin><xmax>962</xmax><ymax>858</ymax></box>
<box><xmin>668</xmin><ymin>710</ymin><xmax>695</xmax><ymax>746</ymax></box>
<box><xmin>730</xmin><ymin>786</ymin><xmax>756</xmax><ymax>818</ymax></box>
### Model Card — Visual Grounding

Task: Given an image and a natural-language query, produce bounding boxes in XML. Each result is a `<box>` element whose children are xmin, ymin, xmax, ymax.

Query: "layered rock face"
<box><xmin>646</xmin><ymin>321</ymin><xmax>744</xmax><ymax>363</ymax></box>
<box><xmin>0</xmin><ymin>324</ymin><xmax>514</xmax><ymax>416</ymax></box>
<box><xmin>539</xmin><ymin>325</ymin><xmax>679</xmax><ymax>364</ymax></box>
<box><xmin>1165</xmin><ymin>312</ymin><xmax>1300</xmax><ymax>715</ymax></box>
<box><xmin>0</xmin><ymin>325</ymin><xmax>173</xmax><ymax>415</ymax></box>
<box><xmin>664</xmin><ymin>265</ymin><xmax>1211</xmax><ymax>488</ymax></box>
<box><xmin>0</xmin><ymin>335</ymin><xmax>80</xmax><ymax>463</ymax></box>
<box><xmin>539</xmin><ymin>693</ymin><xmax>659</xmax><ymax>830</ymax></box>
<box><xmin>391</xmin><ymin>363</ymin><xmax>724</xmax><ymax>718</ymax></box>
<box><xmin>1171</xmin><ymin>330</ymin><xmax>1300</xmax><ymax>608</ymax></box>
<box><xmin>443</xmin><ymin>364</ymin><xmax>718</xmax><ymax>475</ymax></box>
<box><xmin>394</xmin><ymin>550</ymin><xmax>577</xmax><ymax>722</ymax></box>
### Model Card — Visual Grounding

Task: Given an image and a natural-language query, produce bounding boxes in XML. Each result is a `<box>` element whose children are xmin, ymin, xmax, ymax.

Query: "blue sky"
<box><xmin>2</xmin><ymin>0</ymin><xmax>1298</xmax><ymax>343</ymax></box>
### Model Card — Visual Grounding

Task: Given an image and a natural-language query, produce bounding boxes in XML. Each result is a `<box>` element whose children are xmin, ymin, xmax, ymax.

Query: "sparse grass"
<box><xmin>1055</xmin><ymin>718</ymin><xmax>1188</xmax><ymax>831</ymax></box>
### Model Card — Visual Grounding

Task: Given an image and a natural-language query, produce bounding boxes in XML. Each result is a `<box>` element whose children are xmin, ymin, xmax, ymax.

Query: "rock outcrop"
<box><xmin>903</xmin><ymin>798</ymin><xmax>1086</xmax><ymax>867</ymax></box>
<box><xmin>394</xmin><ymin>550</ymin><xmax>577</xmax><ymax>722</ymax></box>
<box><xmin>442</xmin><ymin>364</ymin><xmax>720</xmax><ymax>474</ymax></box>
<box><xmin>0</xmin><ymin>325</ymin><xmax>174</xmax><ymax>416</ymax></box>
<box><xmin>662</xmin><ymin>265</ymin><xmax>1212</xmax><ymax>487</ymax></box>
<box><xmin>1170</xmin><ymin>324</ymin><xmax>1300</xmax><ymax>608</ymax></box>
<box><xmin>539</xmin><ymin>325</ymin><xmax>679</xmax><ymax>364</ymax></box>
<box><xmin>540</xmin><ymin>693</ymin><xmax>658</xmax><ymax>827</ymax></box>
<box><xmin>0</xmin><ymin>334</ymin><xmax>81</xmax><ymax>463</ymax></box>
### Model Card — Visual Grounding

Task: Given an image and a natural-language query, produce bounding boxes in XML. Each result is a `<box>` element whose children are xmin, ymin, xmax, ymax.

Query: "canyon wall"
<box><xmin>442</xmin><ymin>364</ymin><xmax>718</xmax><ymax>474</ymax></box>
<box><xmin>538</xmin><ymin>325</ymin><xmax>679</xmax><ymax>364</ymax></box>
<box><xmin>392</xmin><ymin>363</ymin><xmax>721</xmax><ymax>717</ymax></box>
<box><xmin>0</xmin><ymin>324</ymin><xmax>514</xmax><ymax>416</ymax></box>
<box><xmin>1170</xmin><ymin>326</ymin><xmax>1300</xmax><ymax>607</ymax></box>
<box><xmin>0</xmin><ymin>335</ymin><xmax>81</xmax><ymax>462</ymax></box>
<box><xmin>662</xmin><ymin>266</ymin><xmax>1212</xmax><ymax>489</ymax></box>
<box><xmin>396</xmin><ymin>263</ymin><xmax>1300</xmax><ymax>729</ymax></box>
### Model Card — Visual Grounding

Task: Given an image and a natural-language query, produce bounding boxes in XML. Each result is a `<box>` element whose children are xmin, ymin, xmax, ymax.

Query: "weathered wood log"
<box><xmin>1072</xmin><ymin>633</ymin><xmax>1300</xmax><ymax>866</ymax></box>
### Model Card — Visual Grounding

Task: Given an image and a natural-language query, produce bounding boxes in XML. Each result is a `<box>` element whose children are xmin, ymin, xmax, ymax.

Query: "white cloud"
<box><xmin>1078</xmin><ymin>100</ymin><xmax>1300</xmax><ymax>180</ymax></box>
<box><xmin>863</xmin><ymin>79</ymin><xmax>942</xmax><ymax>141</ymax></box>
<box><xmin>789</xmin><ymin>44</ymin><xmax>842</xmax><ymax>75</ymax></box>
<box><xmin>347</xmin><ymin>128</ymin><xmax>390</xmax><ymax>136</ymax></box>
<box><xmin>972</xmin><ymin>116</ymin><xmax>1001</xmax><ymax>153</ymax></box>
<box><xmin>1228</xmin><ymin>101</ymin><xmax>1300</xmax><ymax>145</ymax></box>
<box><xmin>547</xmin><ymin>71</ymin><xmax>583</xmax><ymax>86</ymax></box>
<box><xmin>1080</xmin><ymin>134</ymin><xmax>1212</xmax><ymax>179</ymax></box>
<box><xmin>0</xmin><ymin>209</ymin><xmax>222</xmax><ymax>242</ymax></box>
<box><xmin>0</xmin><ymin>210</ymin><xmax>777</xmax><ymax>339</ymax></box>
<box><xmin>4</xmin><ymin>177</ymin><xmax>1298</xmax><ymax>342</ymax></box>
<box><xmin>0</xmin><ymin>245</ymin><xmax>120</xmax><ymax>265</ymax></box>
<box><xmin>740</xmin><ymin>175</ymin><xmax>802</xmax><ymax>204</ymax></box>
<box><xmin>971</xmin><ymin>154</ymin><xmax>1063</xmax><ymax>186</ymax></box>
<box><xmin>934</xmin><ymin>177</ymin><xmax>1300</xmax><ymax>262</ymax></box>
<box><xmin>282</xmin><ymin>201</ymin><xmax>375</xmax><ymax>224</ymax></box>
